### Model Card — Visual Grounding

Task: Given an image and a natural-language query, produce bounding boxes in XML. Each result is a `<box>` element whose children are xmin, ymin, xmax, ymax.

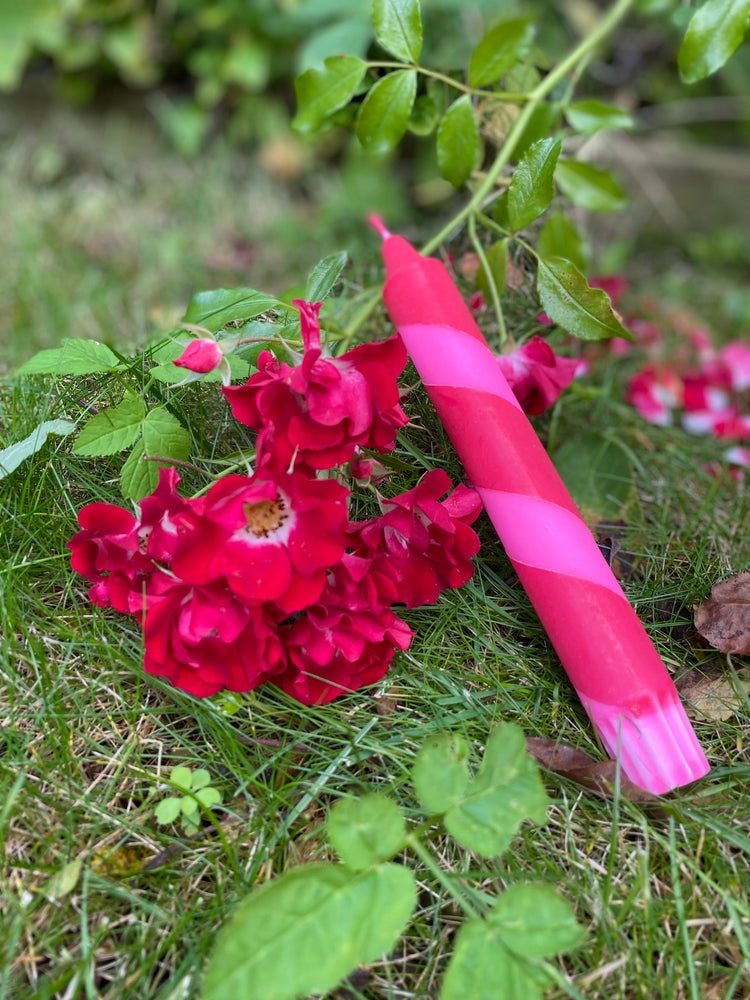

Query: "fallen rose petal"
<box><xmin>693</xmin><ymin>572</ymin><xmax>750</xmax><ymax>655</ymax></box>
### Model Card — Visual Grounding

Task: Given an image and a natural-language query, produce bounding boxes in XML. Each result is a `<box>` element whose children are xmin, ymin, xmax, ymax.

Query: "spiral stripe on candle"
<box><xmin>477</xmin><ymin>488</ymin><xmax>625</xmax><ymax>599</ymax></box>
<box><xmin>399</xmin><ymin>324</ymin><xmax>523</xmax><ymax>410</ymax></box>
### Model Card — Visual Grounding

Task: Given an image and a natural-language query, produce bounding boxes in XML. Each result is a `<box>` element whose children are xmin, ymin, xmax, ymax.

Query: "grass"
<box><xmin>2</xmin><ymin>89</ymin><xmax>750</xmax><ymax>1000</ymax></box>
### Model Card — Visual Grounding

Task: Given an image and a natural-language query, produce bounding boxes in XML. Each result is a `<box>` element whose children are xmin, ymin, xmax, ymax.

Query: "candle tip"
<box><xmin>367</xmin><ymin>214</ymin><xmax>391</xmax><ymax>239</ymax></box>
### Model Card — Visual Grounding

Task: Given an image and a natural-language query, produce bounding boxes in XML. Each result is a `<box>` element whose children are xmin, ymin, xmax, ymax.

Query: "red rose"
<box><xmin>496</xmin><ymin>336</ymin><xmax>585</xmax><ymax>416</ymax></box>
<box><xmin>174</xmin><ymin>338</ymin><xmax>224</xmax><ymax>374</ymax></box>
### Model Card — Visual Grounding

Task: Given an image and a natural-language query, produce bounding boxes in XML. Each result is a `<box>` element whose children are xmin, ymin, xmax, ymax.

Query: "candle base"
<box><xmin>582</xmin><ymin>691</ymin><xmax>710</xmax><ymax>794</ymax></box>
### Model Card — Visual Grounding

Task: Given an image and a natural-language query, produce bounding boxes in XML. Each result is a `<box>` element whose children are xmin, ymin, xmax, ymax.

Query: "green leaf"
<box><xmin>327</xmin><ymin>794</ymin><xmax>406</xmax><ymax>870</ymax></box>
<box><xmin>195</xmin><ymin>786</ymin><xmax>223</xmax><ymax>809</ymax></box>
<box><xmin>72</xmin><ymin>395</ymin><xmax>146</xmax><ymax>457</ymax></box>
<box><xmin>16</xmin><ymin>339</ymin><xmax>121</xmax><ymax>376</ymax></box>
<box><xmin>190</xmin><ymin>769</ymin><xmax>212</xmax><ymax>791</ymax></box>
<box><xmin>476</xmin><ymin>240</ymin><xmax>509</xmax><ymax>299</ymax></box>
<box><xmin>292</xmin><ymin>55</ymin><xmax>367</xmax><ymax>132</ymax></box>
<box><xmin>180</xmin><ymin>795</ymin><xmax>200</xmax><ymax>816</ymax></box>
<box><xmin>411</xmin><ymin>732</ymin><xmax>470</xmax><ymax>815</ymax></box>
<box><xmin>355</xmin><ymin>70</ymin><xmax>417</xmax><ymax>153</ymax></box>
<box><xmin>564</xmin><ymin>99</ymin><xmax>634</xmax><ymax>135</ymax></box>
<box><xmin>0</xmin><ymin>419</ymin><xmax>76</xmax><ymax>479</ymax></box>
<box><xmin>507</xmin><ymin>137</ymin><xmax>561</xmax><ymax>231</ymax></box>
<box><xmin>537</xmin><ymin>256</ymin><xmax>630</xmax><ymax>341</ymax></box>
<box><xmin>202</xmin><ymin>863</ymin><xmax>417</xmax><ymax>1000</ymax></box>
<box><xmin>468</xmin><ymin>18</ymin><xmax>535</xmax><ymax>87</ymax></box>
<box><xmin>154</xmin><ymin>797</ymin><xmax>183</xmax><ymax>825</ymax></box>
<box><xmin>485</xmin><ymin>883</ymin><xmax>584</xmax><ymax>957</ymax></box>
<box><xmin>42</xmin><ymin>859</ymin><xmax>83</xmax><ymax>902</ymax></box>
<box><xmin>183</xmin><ymin>288</ymin><xmax>285</xmax><ymax>332</ymax></box>
<box><xmin>304</xmin><ymin>251</ymin><xmax>348</xmax><ymax>302</ymax></box>
<box><xmin>436</xmin><ymin>96</ymin><xmax>480</xmax><ymax>187</ymax></box>
<box><xmin>170</xmin><ymin>766</ymin><xmax>194</xmax><ymax>790</ymax></box>
<box><xmin>443</xmin><ymin>725</ymin><xmax>549</xmax><ymax>858</ymax></box>
<box><xmin>537</xmin><ymin>212</ymin><xmax>587</xmax><ymax>271</ymax></box>
<box><xmin>552</xmin><ymin>432</ymin><xmax>635</xmax><ymax>523</ymax></box>
<box><xmin>678</xmin><ymin>0</ymin><xmax>750</xmax><ymax>83</ymax></box>
<box><xmin>408</xmin><ymin>93</ymin><xmax>440</xmax><ymax>135</ymax></box>
<box><xmin>440</xmin><ymin>920</ymin><xmax>545</xmax><ymax>1000</ymax></box>
<box><xmin>120</xmin><ymin>440</ymin><xmax>153</xmax><ymax>501</ymax></box>
<box><xmin>555</xmin><ymin>160</ymin><xmax>626</xmax><ymax>213</ymax></box>
<box><xmin>372</xmin><ymin>0</ymin><xmax>423</xmax><ymax>62</ymax></box>
<box><xmin>141</xmin><ymin>407</ymin><xmax>190</xmax><ymax>465</ymax></box>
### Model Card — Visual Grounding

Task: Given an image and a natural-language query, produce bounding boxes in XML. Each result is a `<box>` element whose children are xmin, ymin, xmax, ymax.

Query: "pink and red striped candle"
<box><xmin>371</xmin><ymin>217</ymin><xmax>709</xmax><ymax>794</ymax></box>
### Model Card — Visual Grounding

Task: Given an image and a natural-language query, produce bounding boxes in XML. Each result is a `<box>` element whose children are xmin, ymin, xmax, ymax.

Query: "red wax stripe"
<box><xmin>427</xmin><ymin>384</ymin><xmax>579</xmax><ymax>512</ymax></box>
<box><xmin>514</xmin><ymin>562</ymin><xmax>672</xmax><ymax>705</ymax></box>
<box><xmin>384</xmin><ymin>255</ymin><xmax>486</xmax><ymax>340</ymax></box>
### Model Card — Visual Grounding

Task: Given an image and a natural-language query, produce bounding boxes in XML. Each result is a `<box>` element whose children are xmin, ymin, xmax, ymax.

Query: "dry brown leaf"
<box><xmin>676</xmin><ymin>661</ymin><xmax>746</xmax><ymax>722</ymax></box>
<box><xmin>694</xmin><ymin>572</ymin><xmax>750</xmax><ymax>655</ymax></box>
<box><xmin>526</xmin><ymin>737</ymin><xmax>661</xmax><ymax>804</ymax></box>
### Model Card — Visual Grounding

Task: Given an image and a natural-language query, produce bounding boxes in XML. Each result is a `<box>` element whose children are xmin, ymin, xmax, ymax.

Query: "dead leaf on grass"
<box><xmin>694</xmin><ymin>572</ymin><xmax>750</xmax><ymax>655</ymax></box>
<box><xmin>526</xmin><ymin>737</ymin><xmax>661</xmax><ymax>804</ymax></box>
<box><xmin>676</xmin><ymin>661</ymin><xmax>749</xmax><ymax>722</ymax></box>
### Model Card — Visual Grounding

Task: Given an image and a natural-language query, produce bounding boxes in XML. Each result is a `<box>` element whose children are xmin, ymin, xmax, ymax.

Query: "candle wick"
<box><xmin>367</xmin><ymin>214</ymin><xmax>391</xmax><ymax>239</ymax></box>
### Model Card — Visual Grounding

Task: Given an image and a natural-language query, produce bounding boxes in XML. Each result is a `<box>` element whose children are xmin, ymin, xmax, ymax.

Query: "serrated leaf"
<box><xmin>486</xmin><ymin>883</ymin><xmax>584</xmax><ymax>957</ymax></box>
<box><xmin>183</xmin><ymin>288</ymin><xmax>285</xmax><ymax>332</ymax></box>
<box><xmin>202</xmin><ymin>863</ymin><xmax>417</xmax><ymax>1000</ymax></box>
<box><xmin>565</xmin><ymin>99</ymin><xmax>634</xmax><ymax>135</ymax></box>
<box><xmin>537</xmin><ymin>211</ymin><xmax>587</xmax><ymax>271</ymax></box>
<box><xmin>120</xmin><ymin>440</ymin><xmax>154</xmax><ymax>501</ymax></box>
<box><xmin>468</xmin><ymin>18</ymin><xmax>535</xmax><ymax>87</ymax></box>
<box><xmin>43</xmin><ymin>859</ymin><xmax>83</xmax><ymax>902</ymax></box>
<box><xmin>0</xmin><ymin>419</ymin><xmax>76</xmax><ymax>479</ymax></box>
<box><xmin>327</xmin><ymin>794</ymin><xmax>406</xmax><ymax>871</ymax></box>
<box><xmin>154</xmin><ymin>797</ymin><xmax>183</xmax><ymax>825</ymax></box>
<box><xmin>17</xmin><ymin>339</ymin><xmax>121</xmax><ymax>376</ymax></box>
<box><xmin>443</xmin><ymin>725</ymin><xmax>549</xmax><ymax>858</ymax></box>
<box><xmin>292</xmin><ymin>55</ymin><xmax>367</xmax><ymax>132</ymax></box>
<box><xmin>411</xmin><ymin>732</ymin><xmax>470</xmax><ymax>815</ymax></box>
<box><xmin>440</xmin><ymin>917</ymin><xmax>545</xmax><ymax>1000</ymax></box>
<box><xmin>555</xmin><ymin>160</ymin><xmax>626</xmax><ymax>213</ymax></box>
<box><xmin>678</xmin><ymin>0</ymin><xmax>750</xmax><ymax>83</ymax></box>
<box><xmin>141</xmin><ymin>407</ymin><xmax>190</xmax><ymax>465</ymax></box>
<box><xmin>72</xmin><ymin>395</ymin><xmax>145</xmax><ymax>457</ymax></box>
<box><xmin>304</xmin><ymin>251</ymin><xmax>348</xmax><ymax>303</ymax></box>
<box><xmin>436</xmin><ymin>95</ymin><xmax>480</xmax><ymax>187</ymax></box>
<box><xmin>372</xmin><ymin>0</ymin><xmax>423</xmax><ymax>62</ymax></box>
<box><xmin>355</xmin><ymin>70</ymin><xmax>417</xmax><ymax>153</ymax></box>
<box><xmin>537</xmin><ymin>256</ymin><xmax>630</xmax><ymax>341</ymax></box>
<box><xmin>440</xmin><ymin>884</ymin><xmax>582</xmax><ymax>1000</ymax></box>
<box><xmin>507</xmin><ymin>138</ymin><xmax>561</xmax><ymax>231</ymax></box>
<box><xmin>552</xmin><ymin>432</ymin><xmax>634</xmax><ymax>522</ymax></box>
<box><xmin>476</xmin><ymin>240</ymin><xmax>509</xmax><ymax>299</ymax></box>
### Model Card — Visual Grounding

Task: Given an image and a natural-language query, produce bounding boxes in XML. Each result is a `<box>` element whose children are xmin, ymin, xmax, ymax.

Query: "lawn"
<box><xmin>1</xmin><ymin>79</ymin><xmax>749</xmax><ymax>1000</ymax></box>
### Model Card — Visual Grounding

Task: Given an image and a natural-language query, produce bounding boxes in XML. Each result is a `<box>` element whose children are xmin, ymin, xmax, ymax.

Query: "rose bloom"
<box><xmin>496</xmin><ymin>336</ymin><xmax>585</xmax><ymax>416</ymax></box>
<box><xmin>223</xmin><ymin>300</ymin><xmax>408</xmax><ymax>470</ymax></box>
<box><xmin>275</xmin><ymin>556</ymin><xmax>412</xmax><ymax>705</ymax></box>
<box><xmin>170</xmin><ymin>467</ymin><xmax>350</xmax><ymax>614</ymax></box>
<box><xmin>350</xmin><ymin>469</ymin><xmax>482</xmax><ymax>608</ymax></box>
<box><xmin>143</xmin><ymin>582</ymin><xmax>286</xmax><ymax>697</ymax></box>
<box><xmin>625</xmin><ymin>364</ymin><xmax>684</xmax><ymax>426</ymax></box>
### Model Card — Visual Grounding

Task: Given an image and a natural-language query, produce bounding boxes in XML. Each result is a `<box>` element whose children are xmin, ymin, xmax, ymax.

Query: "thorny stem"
<box><xmin>421</xmin><ymin>0</ymin><xmax>637</xmax><ymax>255</ymax></box>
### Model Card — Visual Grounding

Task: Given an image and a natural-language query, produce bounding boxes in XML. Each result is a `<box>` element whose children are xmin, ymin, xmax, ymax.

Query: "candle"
<box><xmin>371</xmin><ymin>217</ymin><xmax>709</xmax><ymax>794</ymax></box>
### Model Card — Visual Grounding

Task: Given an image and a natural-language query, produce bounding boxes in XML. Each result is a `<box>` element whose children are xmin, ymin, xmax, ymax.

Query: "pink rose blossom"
<box><xmin>497</xmin><ymin>336</ymin><xmax>585</xmax><ymax>416</ymax></box>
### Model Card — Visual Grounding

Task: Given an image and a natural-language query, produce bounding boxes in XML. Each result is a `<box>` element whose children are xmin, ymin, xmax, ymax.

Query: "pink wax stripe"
<box><xmin>477</xmin><ymin>487</ymin><xmax>625</xmax><ymax>600</ymax></box>
<box><xmin>384</xmin><ymin>256</ymin><xmax>487</xmax><ymax>340</ymax></box>
<box><xmin>398</xmin><ymin>324</ymin><xmax>523</xmax><ymax>411</ymax></box>
<box><xmin>513</xmin><ymin>561</ymin><xmax>672</xmax><ymax>703</ymax></box>
<box><xmin>583</xmin><ymin>691</ymin><xmax>710</xmax><ymax>793</ymax></box>
<box><xmin>427</xmin><ymin>384</ymin><xmax>581</xmax><ymax>513</ymax></box>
